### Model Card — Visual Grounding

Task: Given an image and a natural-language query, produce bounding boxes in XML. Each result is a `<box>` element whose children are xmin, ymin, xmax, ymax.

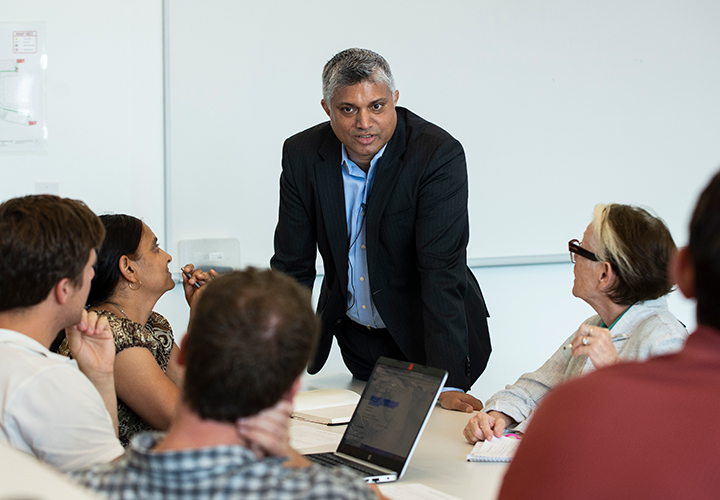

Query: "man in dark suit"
<box><xmin>272</xmin><ymin>48</ymin><xmax>491</xmax><ymax>411</ymax></box>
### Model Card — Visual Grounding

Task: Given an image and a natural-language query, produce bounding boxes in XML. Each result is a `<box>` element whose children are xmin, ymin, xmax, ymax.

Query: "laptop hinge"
<box><xmin>335</xmin><ymin>452</ymin><xmax>397</xmax><ymax>475</ymax></box>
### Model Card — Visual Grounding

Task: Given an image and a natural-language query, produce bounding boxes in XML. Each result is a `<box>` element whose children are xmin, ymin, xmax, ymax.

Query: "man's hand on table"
<box><xmin>438</xmin><ymin>390</ymin><xmax>483</xmax><ymax>413</ymax></box>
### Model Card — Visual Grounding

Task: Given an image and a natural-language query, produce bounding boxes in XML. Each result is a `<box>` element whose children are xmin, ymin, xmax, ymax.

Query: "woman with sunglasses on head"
<box><xmin>59</xmin><ymin>214</ymin><xmax>216</xmax><ymax>447</ymax></box>
<box><xmin>463</xmin><ymin>204</ymin><xmax>688</xmax><ymax>444</ymax></box>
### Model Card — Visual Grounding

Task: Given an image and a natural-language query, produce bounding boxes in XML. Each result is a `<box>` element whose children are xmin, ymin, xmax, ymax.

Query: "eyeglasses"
<box><xmin>568</xmin><ymin>239</ymin><xmax>599</xmax><ymax>264</ymax></box>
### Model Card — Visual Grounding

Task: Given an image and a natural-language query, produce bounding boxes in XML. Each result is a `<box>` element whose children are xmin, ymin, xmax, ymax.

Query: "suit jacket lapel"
<box><xmin>315</xmin><ymin>131</ymin><xmax>349</xmax><ymax>288</ymax></box>
<box><xmin>366</xmin><ymin>109</ymin><xmax>408</xmax><ymax>238</ymax></box>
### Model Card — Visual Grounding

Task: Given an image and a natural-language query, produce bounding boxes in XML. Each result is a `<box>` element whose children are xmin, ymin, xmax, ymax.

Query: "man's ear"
<box><xmin>284</xmin><ymin>376</ymin><xmax>302</xmax><ymax>404</ymax></box>
<box><xmin>393</xmin><ymin>89</ymin><xmax>399</xmax><ymax>106</ymax></box>
<box><xmin>320</xmin><ymin>99</ymin><xmax>331</xmax><ymax>119</ymax></box>
<box><xmin>54</xmin><ymin>278</ymin><xmax>72</xmax><ymax>305</ymax></box>
<box><xmin>673</xmin><ymin>247</ymin><xmax>696</xmax><ymax>299</ymax></box>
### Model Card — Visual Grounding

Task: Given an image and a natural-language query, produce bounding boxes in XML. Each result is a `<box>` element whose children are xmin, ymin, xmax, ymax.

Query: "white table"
<box><xmin>299</xmin><ymin>373</ymin><xmax>508</xmax><ymax>500</ymax></box>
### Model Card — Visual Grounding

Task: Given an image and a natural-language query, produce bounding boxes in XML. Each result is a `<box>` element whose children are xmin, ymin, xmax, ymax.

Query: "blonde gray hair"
<box><xmin>591</xmin><ymin>203</ymin><xmax>676</xmax><ymax>305</ymax></box>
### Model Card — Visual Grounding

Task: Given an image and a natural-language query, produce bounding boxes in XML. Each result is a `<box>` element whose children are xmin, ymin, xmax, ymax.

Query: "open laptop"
<box><xmin>305</xmin><ymin>357</ymin><xmax>448</xmax><ymax>483</ymax></box>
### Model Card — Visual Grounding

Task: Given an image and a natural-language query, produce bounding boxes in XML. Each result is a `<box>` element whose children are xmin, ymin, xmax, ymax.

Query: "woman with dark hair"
<box><xmin>60</xmin><ymin>214</ymin><xmax>215</xmax><ymax>446</ymax></box>
<box><xmin>463</xmin><ymin>203</ymin><xmax>689</xmax><ymax>443</ymax></box>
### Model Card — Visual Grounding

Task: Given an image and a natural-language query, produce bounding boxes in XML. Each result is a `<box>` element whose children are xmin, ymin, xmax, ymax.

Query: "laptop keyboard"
<box><xmin>306</xmin><ymin>453</ymin><xmax>383</xmax><ymax>477</ymax></box>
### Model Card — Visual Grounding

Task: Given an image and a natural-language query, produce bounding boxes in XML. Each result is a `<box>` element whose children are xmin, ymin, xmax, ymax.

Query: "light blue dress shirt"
<box><xmin>340</xmin><ymin>144</ymin><xmax>461</xmax><ymax>394</ymax></box>
<box><xmin>342</xmin><ymin>144</ymin><xmax>387</xmax><ymax>329</ymax></box>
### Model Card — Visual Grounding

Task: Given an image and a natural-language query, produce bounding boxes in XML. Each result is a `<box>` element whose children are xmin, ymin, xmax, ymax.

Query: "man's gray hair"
<box><xmin>322</xmin><ymin>48</ymin><xmax>396</xmax><ymax>104</ymax></box>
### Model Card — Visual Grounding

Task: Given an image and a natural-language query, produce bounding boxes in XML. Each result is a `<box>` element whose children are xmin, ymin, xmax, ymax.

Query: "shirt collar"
<box><xmin>341</xmin><ymin>143</ymin><xmax>388</xmax><ymax>174</ymax></box>
<box><xmin>0</xmin><ymin>328</ymin><xmax>60</xmax><ymax>359</ymax></box>
<box><xmin>125</xmin><ymin>432</ymin><xmax>285</xmax><ymax>479</ymax></box>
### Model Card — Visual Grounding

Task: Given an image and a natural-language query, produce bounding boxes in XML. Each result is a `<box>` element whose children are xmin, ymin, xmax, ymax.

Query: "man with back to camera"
<box><xmin>497</xmin><ymin>169</ymin><xmax>720</xmax><ymax>500</ymax></box>
<box><xmin>271</xmin><ymin>48</ymin><xmax>491</xmax><ymax>411</ymax></box>
<box><xmin>0</xmin><ymin>195</ymin><xmax>124</xmax><ymax>471</ymax></box>
<box><xmin>71</xmin><ymin>268</ymin><xmax>386</xmax><ymax>500</ymax></box>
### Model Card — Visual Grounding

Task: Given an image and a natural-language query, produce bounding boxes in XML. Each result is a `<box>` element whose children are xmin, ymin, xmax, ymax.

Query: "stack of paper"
<box><xmin>292</xmin><ymin>389</ymin><xmax>360</xmax><ymax>425</ymax></box>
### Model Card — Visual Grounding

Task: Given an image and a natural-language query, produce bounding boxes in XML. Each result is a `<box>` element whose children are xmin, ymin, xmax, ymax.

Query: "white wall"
<box><xmin>166</xmin><ymin>0</ymin><xmax>720</xmax><ymax>267</ymax></box>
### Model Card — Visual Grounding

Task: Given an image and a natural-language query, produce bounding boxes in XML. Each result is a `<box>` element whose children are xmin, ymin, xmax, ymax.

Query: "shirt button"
<box><xmin>361</xmin><ymin>244</ymin><xmax>366</xmax><ymax>249</ymax></box>
<box><xmin>362</xmin><ymin>305</ymin><xmax>367</xmax><ymax>309</ymax></box>
<box><xmin>360</xmin><ymin>276</ymin><xmax>365</xmax><ymax>281</ymax></box>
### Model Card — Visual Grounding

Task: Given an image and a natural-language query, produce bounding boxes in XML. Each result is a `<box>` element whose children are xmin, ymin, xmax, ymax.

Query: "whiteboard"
<box><xmin>166</xmin><ymin>0</ymin><xmax>720</xmax><ymax>270</ymax></box>
<box><xmin>0</xmin><ymin>1</ymin><xmax>165</xmax><ymax>240</ymax></box>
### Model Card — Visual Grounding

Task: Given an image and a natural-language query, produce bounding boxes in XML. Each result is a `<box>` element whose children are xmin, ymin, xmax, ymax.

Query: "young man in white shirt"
<box><xmin>0</xmin><ymin>195</ymin><xmax>123</xmax><ymax>471</ymax></box>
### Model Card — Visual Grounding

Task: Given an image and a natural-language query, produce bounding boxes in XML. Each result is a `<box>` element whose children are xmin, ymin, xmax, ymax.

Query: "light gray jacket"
<box><xmin>483</xmin><ymin>297</ymin><xmax>688</xmax><ymax>433</ymax></box>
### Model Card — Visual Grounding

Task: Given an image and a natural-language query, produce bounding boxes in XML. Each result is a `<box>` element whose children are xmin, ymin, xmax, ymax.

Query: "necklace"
<box><xmin>106</xmin><ymin>301</ymin><xmax>130</xmax><ymax>320</ymax></box>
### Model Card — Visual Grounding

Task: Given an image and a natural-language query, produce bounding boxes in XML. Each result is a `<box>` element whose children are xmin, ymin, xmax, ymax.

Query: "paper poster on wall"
<box><xmin>0</xmin><ymin>23</ymin><xmax>47</xmax><ymax>153</ymax></box>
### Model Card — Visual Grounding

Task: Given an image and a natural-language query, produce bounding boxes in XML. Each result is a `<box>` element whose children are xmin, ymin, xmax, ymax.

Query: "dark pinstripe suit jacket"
<box><xmin>271</xmin><ymin>107</ymin><xmax>491</xmax><ymax>390</ymax></box>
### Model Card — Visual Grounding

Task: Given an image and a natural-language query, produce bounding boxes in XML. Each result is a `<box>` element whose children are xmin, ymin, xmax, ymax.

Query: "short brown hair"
<box><xmin>183</xmin><ymin>268</ymin><xmax>319</xmax><ymax>421</ymax></box>
<box><xmin>591</xmin><ymin>203</ymin><xmax>676</xmax><ymax>305</ymax></box>
<box><xmin>0</xmin><ymin>195</ymin><xmax>105</xmax><ymax>311</ymax></box>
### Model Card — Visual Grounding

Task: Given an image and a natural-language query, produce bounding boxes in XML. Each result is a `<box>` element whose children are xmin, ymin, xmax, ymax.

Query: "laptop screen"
<box><xmin>336</xmin><ymin>358</ymin><xmax>447</xmax><ymax>471</ymax></box>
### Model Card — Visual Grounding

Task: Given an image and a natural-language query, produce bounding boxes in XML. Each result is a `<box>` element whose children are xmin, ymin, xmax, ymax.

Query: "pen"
<box><xmin>563</xmin><ymin>333</ymin><xmax>628</xmax><ymax>350</ymax></box>
<box><xmin>183</xmin><ymin>270</ymin><xmax>201</xmax><ymax>289</ymax></box>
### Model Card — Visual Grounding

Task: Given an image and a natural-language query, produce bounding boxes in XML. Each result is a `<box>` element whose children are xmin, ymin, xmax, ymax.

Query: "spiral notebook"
<box><xmin>466</xmin><ymin>434</ymin><xmax>521</xmax><ymax>462</ymax></box>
